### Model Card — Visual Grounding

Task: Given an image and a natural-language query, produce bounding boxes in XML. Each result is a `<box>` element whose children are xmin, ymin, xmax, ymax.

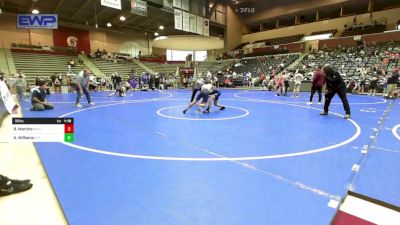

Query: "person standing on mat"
<box><xmin>320</xmin><ymin>64</ymin><xmax>351</xmax><ymax>119</ymax></box>
<box><xmin>307</xmin><ymin>65</ymin><xmax>326</xmax><ymax>105</ymax></box>
<box><xmin>292</xmin><ymin>70</ymin><xmax>303</xmax><ymax>98</ymax></box>
<box><xmin>387</xmin><ymin>68</ymin><xmax>399</xmax><ymax>99</ymax></box>
<box><xmin>75</xmin><ymin>69</ymin><xmax>94</xmax><ymax>107</ymax></box>
<box><xmin>154</xmin><ymin>73</ymin><xmax>160</xmax><ymax>91</ymax></box>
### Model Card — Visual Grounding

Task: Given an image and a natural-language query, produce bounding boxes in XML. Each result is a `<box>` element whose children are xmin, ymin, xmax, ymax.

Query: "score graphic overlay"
<box><xmin>11</xmin><ymin>118</ymin><xmax>74</xmax><ymax>142</ymax></box>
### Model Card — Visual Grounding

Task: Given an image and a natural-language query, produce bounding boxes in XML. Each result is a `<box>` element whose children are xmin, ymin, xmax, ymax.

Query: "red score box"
<box><xmin>64</xmin><ymin>124</ymin><xmax>74</xmax><ymax>133</ymax></box>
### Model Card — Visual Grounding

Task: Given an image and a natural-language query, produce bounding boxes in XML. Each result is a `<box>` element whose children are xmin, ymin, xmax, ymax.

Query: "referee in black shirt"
<box><xmin>320</xmin><ymin>64</ymin><xmax>351</xmax><ymax>119</ymax></box>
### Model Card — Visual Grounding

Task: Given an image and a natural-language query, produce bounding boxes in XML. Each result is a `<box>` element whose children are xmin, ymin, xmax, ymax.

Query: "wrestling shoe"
<box><xmin>344</xmin><ymin>114</ymin><xmax>351</xmax><ymax>119</ymax></box>
<box><xmin>319</xmin><ymin>111</ymin><xmax>328</xmax><ymax>115</ymax></box>
<box><xmin>220</xmin><ymin>106</ymin><xmax>226</xmax><ymax>110</ymax></box>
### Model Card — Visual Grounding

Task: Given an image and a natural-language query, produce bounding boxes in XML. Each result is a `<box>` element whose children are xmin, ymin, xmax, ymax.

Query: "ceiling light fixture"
<box><xmin>154</xmin><ymin>36</ymin><xmax>168</xmax><ymax>41</ymax></box>
<box><xmin>120</xmin><ymin>16</ymin><xmax>126</xmax><ymax>21</ymax></box>
<box><xmin>95</xmin><ymin>24</ymin><xmax>98</xmax><ymax>29</ymax></box>
<box><xmin>159</xmin><ymin>25</ymin><xmax>164</xmax><ymax>30</ymax></box>
<box><xmin>154</xmin><ymin>32</ymin><xmax>159</xmax><ymax>36</ymax></box>
<box><xmin>32</xmin><ymin>9</ymin><xmax>39</xmax><ymax>14</ymax></box>
<box><xmin>304</xmin><ymin>33</ymin><xmax>333</xmax><ymax>41</ymax></box>
<box><xmin>107</xmin><ymin>22</ymin><xmax>112</xmax><ymax>27</ymax></box>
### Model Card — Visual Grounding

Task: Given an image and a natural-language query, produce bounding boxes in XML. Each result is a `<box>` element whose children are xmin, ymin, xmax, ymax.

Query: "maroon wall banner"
<box><xmin>179</xmin><ymin>67</ymin><xmax>194</xmax><ymax>74</ymax></box>
<box><xmin>53</xmin><ymin>26</ymin><xmax>90</xmax><ymax>54</ymax></box>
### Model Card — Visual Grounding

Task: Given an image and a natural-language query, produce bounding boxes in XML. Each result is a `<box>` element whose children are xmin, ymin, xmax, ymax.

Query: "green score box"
<box><xmin>64</xmin><ymin>133</ymin><xmax>74</xmax><ymax>143</ymax></box>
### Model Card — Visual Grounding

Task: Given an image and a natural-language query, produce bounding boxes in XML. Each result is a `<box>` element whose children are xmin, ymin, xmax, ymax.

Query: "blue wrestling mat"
<box><xmin>19</xmin><ymin>89</ymin><xmax>399</xmax><ymax>225</ymax></box>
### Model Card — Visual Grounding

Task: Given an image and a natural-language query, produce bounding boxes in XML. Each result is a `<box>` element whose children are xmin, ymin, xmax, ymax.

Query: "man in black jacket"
<box><xmin>320</xmin><ymin>64</ymin><xmax>351</xmax><ymax>119</ymax></box>
<box><xmin>387</xmin><ymin>68</ymin><xmax>399</xmax><ymax>99</ymax></box>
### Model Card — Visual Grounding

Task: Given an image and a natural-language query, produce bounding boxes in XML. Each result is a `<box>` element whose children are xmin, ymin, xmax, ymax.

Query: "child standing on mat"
<box><xmin>307</xmin><ymin>65</ymin><xmax>326</xmax><ymax>105</ymax></box>
<box><xmin>275</xmin><ymin>73</ymin><xmax>285</xmax><ymax>96</ymax></box>
<box><xmin>292</xmin><ymin>70</ymin><xmax>303</xmax><ymax>98</ymax></box>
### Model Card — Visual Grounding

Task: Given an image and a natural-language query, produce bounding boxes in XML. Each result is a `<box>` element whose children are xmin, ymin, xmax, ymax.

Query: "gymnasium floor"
<box><xmin>19</xmin><ymin>89</ymin><xmax>399</xmax><ymax>225</ymax></box>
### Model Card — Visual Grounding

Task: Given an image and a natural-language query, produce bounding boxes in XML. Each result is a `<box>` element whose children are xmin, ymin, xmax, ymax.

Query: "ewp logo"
<box><xmin>17</xmin><ymin>14</ymin><xmax>58</xmax><ymax>29</ymax></box>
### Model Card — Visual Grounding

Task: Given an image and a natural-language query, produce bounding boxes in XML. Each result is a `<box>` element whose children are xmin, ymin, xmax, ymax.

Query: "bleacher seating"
<box><xmin>341</xmin><ymin>25</ymin><xmax>386</xmax><ymax>37</ymax></box>
<box><xmin>194</xmin><ymin>61</ymin><xmax>215</xmax><ymax>74</ymax></box>
<box><xmin>311</xmin><ymin>29</ymin><xmax>338</xmax><ymax>36</ymax></box>
<box><xmin>254</xmin><ymin>34</ymin><xmax>304</xmax><ymax>46</ymax></box>
<box><xmin>142</xmin><ymin>62</ymin><xmax>184</xmax><ymax>74</ymax></box>
<box><xmin>209</xmin><ymin>59</ymin><xmax>236</xmax><ymax>73</ymax></box>
<box><xmin>11</xmin><ymin>52</ymin><xmax>82</xmax><ymax>85</ymax></box>
<box><xmin>293</xmin><ymin>41</ymin><xmax>400</xmax><ymax>88</ymax></box>
<box><xmin>220</xmin><ymin>54</ymin><xmax>299</xmax><ymax>86</ymax></box>
<box><xmin>91</xmin><ymin>59</ymin><xmax>145</xmax><ymax>80</ymax></box>
<box><xmin>11</xmin><ymin>43</ymin><xmax>76</xmax><ymax>55</ymax></box>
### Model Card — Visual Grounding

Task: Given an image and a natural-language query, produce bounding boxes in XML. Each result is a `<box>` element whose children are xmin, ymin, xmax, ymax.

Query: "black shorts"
<box><xmin>210</xmin><ymin>90</ymin><xmax>221</xmax><ymax>100</ymax></box>
<box><xmin>196</xmin><ymin>90</ymin><xmax>209</xmax><ymax>103</ymax></box>
<box><xmin>369</xmin><ymin>81</ymin><xmax>377</xmax><ymax>89</ymax></box>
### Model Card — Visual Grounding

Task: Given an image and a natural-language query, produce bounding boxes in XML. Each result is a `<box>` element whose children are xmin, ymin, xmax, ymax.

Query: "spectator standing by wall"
<box><xmin>14</xmin><ymin>70</ymin><xmax>26</xmax><ymax>100</ymax></box>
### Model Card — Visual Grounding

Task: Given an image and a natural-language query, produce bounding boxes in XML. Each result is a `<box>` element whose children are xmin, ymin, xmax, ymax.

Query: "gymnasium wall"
<box><xmin>152</xmin><ymin>47</ymin><xmax>166</xmax><ymax>56</ymax></box>
<box><xmin>242</xmin><ymin>7</ymin><xmax>400</xmax><ymax>44</ymax></box>
<box><xmin>0</xmin><ymin>14</ymin><xmax>150</xmax><ymax>55</ymax></box>
<box><xmin>53</xmin><ymin>26</ymin><xmax>91</xmax><ymax>53</ymax></box>
<box><xmin>246</xmin><ymin>0</ymin><xmax>347</xmax><ymax>24</ymax></box>
<box><xmin>89</xmin><ymin>29</ymin><xmax>150</xmax><ymax>55</ymax></box>
<box><xmin>318</xmin><ymin>37</ymin><xmax>356</xmax><ymax>49</ymax></box>
<box><xmin>207</xmin><ymin>49</ymin><xmax>225</xmax><ymax>61</ymax></box>
<box><xmin>225</xmin><ymin>5</ymin><xmax>249</xmax><ymax>51</ymax></box>
<box><xmin>0</xmin><ymin>14</ymin><xmax>53</xmax><ymax>47</ymax></box>
<box><xmin>362</xmin><ymin>30</ymin><xmax>400</xmax><ymax>43</ymax></box>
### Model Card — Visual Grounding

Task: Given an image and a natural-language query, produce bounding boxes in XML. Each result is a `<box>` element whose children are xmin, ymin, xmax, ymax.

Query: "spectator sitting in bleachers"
<box><xmin>68</xmin><ymin>59</ymin><xmax>76</xmax><ymax>67</ymax></box>
<box><xmin>95</xmin><ymin>49</ymin><xmax>102</xmax><ymax>58</ymax></box>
